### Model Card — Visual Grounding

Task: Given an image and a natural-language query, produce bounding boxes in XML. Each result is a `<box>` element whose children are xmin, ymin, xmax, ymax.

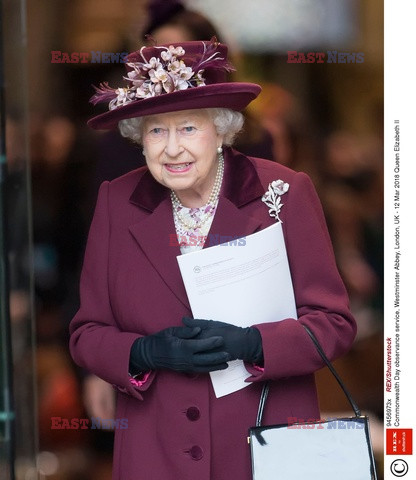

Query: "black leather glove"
<box><xmin>182</xmin><ymin>317</ymin><xmax>263</xmax><ymax>364</ymax></box>
<box><xmin>129</xmin><ymin>325</ymin><xmax>231</xmax><ymax>373</ymax></box>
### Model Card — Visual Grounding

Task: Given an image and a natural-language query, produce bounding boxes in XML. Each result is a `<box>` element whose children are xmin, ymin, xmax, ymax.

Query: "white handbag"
<box><xmin>248</xmin><ymin>325</ymin><xmax>378</xmax><ymax>479</ymax></box>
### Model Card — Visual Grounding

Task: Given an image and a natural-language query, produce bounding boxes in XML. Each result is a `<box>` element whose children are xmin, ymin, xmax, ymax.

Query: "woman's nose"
<box><xmin>164</xmin><ymin>131</ymin><xmax>183</xmax><ymax>157</ymax></box>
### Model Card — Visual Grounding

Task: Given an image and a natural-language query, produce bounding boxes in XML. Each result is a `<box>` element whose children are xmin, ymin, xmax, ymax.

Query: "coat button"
<box><xmin>186</xmin><ymin>407</ymin><xmax>200</xmax><ymax>421</ymax></box>
<box><xmin>189</xmin><ymin>445</ymin><xmax>203</xmax><ymax>461</ymax></box>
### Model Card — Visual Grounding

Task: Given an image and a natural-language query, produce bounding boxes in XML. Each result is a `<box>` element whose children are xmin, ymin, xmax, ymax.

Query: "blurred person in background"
<box><xmin>321</xmin><ymin>130</ymin><xmax>383</xmax><ymax>338</ymax></box>
<box><xmin>29</xmin><ymin>113</ymin><xmax>100</xmax><ymax>463</ymax></box>
<box><xmin>141</xmin><ymin>0</ymin><xmax>219</xmax><ymax>44</ymax></box>
<box><xmin>69</xmin><ymin>39</ymin><xmax>356</xmax><ymax>480</ymax></box>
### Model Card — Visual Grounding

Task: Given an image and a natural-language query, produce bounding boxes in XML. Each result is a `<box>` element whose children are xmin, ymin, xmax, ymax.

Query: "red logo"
<box><xmin>386</xmin><ymin>429</ymin><xmax>413</xmax><ymax>455</ymax></box>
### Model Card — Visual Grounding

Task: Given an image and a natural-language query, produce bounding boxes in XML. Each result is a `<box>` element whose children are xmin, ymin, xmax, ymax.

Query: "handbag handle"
<box><xmin>255</xmin><ymin>324</ymin><xmax>361</xmax><ymax>427</ymax></box>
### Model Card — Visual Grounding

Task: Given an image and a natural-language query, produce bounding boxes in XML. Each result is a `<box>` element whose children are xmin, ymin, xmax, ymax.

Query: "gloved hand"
<box><xmin>182</xmin><ymin>317</ymin><xmax>263</xmax><ymax>364</ymax></box>
<box><xmin>129</xmin><ymin>325</ymin><xmax>231</xmax><ymax>373</ymax></box>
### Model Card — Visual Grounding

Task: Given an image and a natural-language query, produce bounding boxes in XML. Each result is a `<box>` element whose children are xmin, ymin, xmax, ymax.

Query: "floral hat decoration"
<box><xmin>87</xmin><ymin>38</ymin><xmax>261</xmax><ymax>130</ymax></box>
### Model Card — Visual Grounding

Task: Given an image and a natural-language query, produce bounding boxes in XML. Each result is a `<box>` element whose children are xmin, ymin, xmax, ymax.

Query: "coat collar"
<box><xmin>128</xmin><ymin>148</ymin><xmax>267</xmax><ymax>309</ymax></box>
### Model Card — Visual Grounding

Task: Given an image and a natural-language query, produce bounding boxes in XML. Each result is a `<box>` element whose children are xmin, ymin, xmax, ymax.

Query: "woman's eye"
<box><xmin>151</xmin><ymin>127</ymin><xmax>163</xmax><ymax>134</ymax></box>
<box><xmin>182</xmin><ymin>126</ymin><xmax>196</xmax><ymax>134</ymax></box>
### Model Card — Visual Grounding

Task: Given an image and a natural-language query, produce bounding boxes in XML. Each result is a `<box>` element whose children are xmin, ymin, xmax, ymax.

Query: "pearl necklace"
<box><xmin>170</xmin><ymin>152</ymin><xmax>224</xmax><ymax>231</ymax></box>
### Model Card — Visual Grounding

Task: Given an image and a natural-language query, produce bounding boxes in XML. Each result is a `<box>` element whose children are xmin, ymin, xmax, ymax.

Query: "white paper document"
<box><xmin>177</xmin><ymin>222</ymin><xmax>298</xmax><ymax>397</ymax></box>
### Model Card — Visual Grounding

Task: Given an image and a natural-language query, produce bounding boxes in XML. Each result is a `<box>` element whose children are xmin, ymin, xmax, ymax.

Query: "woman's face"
<box><xmin>142</xmin><ymin>109</ymin><xmax>223</xmax><ymax>206</ymax></box>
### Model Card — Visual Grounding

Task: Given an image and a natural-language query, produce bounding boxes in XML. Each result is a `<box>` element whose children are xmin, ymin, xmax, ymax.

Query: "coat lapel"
<box><xmin>128</xmin><ymin>148</ymin><xmax>267</xmax><ymax>308</ymax></box>
<box><xmin>129</xmin><ymin>196</ymin><xmax>191</xmax><ymax>308</ymax></box>
<box><xmin>206</xmin><ymin>148</ymin><xmax>267</xmax><ymax>244</ymax></box>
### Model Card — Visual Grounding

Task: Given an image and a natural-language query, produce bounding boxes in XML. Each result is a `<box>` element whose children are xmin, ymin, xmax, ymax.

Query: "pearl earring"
<box><xmin>217</xmin><ymin>146</ymin><xmax>223</xmax><ymax>154</ymax></box>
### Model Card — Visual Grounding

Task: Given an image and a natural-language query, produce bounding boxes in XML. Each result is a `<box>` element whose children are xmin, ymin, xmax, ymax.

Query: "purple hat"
<box><xmin>88</xmin><ymin>40</ymin><xmax>261</xmax><ymax>130</ymax></box>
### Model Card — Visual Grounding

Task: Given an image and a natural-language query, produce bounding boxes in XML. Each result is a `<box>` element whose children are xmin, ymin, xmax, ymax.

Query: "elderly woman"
<box><xmin>69</xmin><ymin>40</ymin><xmax>356</xmax><ymax>480</ymax></box>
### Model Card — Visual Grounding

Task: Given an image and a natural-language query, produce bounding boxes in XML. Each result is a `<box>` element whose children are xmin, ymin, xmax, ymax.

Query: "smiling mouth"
<box><xmin>165</xmin><ymin>162</ymin><xmax>192</xmax><ymax>172</ymax></box>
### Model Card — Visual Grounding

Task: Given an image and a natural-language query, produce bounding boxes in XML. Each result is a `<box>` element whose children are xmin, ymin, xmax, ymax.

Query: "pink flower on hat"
<box><xmin>90</xmin><ymin>40</ymin><xmax>232</xmax><ymax>109</ymax></box>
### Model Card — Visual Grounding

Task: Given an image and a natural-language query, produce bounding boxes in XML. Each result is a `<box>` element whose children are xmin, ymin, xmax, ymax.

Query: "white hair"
<box><xmin>118</xmin><ymin>108</ymin><xmax>244</xmax><ymax>146</ymax></box>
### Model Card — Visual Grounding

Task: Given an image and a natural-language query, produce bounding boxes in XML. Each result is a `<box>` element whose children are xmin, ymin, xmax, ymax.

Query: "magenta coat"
<box><xmin>69</xmin><ymin>147</ymin><xmax>356</xmax><ymax>480</ymax></box>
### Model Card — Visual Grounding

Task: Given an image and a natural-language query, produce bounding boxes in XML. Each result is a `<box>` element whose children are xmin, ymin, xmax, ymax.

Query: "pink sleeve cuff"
<box><xmin>128</xmin><ymin>371</ymin><xmax>152</xmax><ymax>387</ymax></box>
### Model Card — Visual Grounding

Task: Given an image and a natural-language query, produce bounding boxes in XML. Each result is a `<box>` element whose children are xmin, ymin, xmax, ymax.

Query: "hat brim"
<box><xmin>87</xmin><ymin>83</ymin><xmax>261</xmax><ymax>130</ymax></box>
